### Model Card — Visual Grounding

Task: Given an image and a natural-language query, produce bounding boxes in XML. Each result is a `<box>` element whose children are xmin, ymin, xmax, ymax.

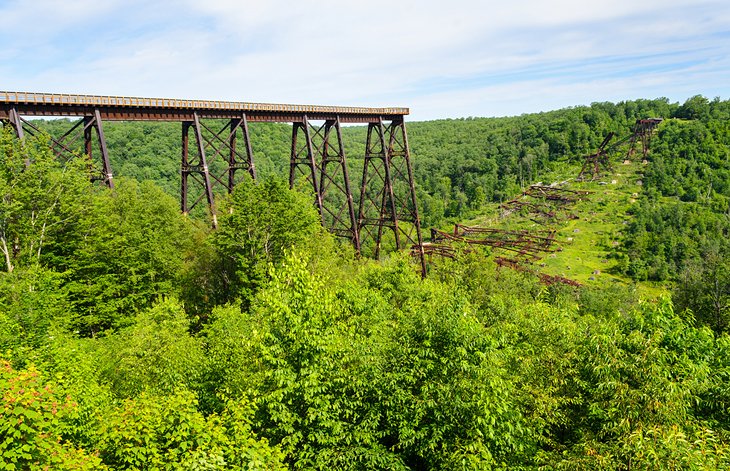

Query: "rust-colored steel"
<box><xmin>92</xmin><ymin>109</ymin><xmax>114</xmax><ymax>188</ymax></box>
<box><xmin>358</xmin><ymin>119</ymin><xmax>397</xmax><ymax>258</ymax></box>
<box><xmin>181</xmin><ymin>113</ymin><xmax>257</xmax><ymax>226</ymax></box>
<box><xmin>627</xmin><ymin>118</ymin><xmax>662</xmax><ymax>160</ymax></box>
<box><xmin>289</xmin><ymin>117</ymin><xmax>362</xmax><ymax>249</ymax></box>
<box><xmin>524</xmin><ymin>185</ymin><xmax>590</xmax><ymax>202</ymax></box>
<box><xmin>2</xmin><ymin>91</ymin><xmax>423</xmax><ymax>266</ymax></box>
<box><xmin>181</xmin><ymin>122</ymin><xmax>190</xmax><ymax>214</ymax></box>
<box><xmin>3</xmin><ymin>109</ymin><xmax>115</xmax><ymax>187</ymax></box>
<box><xmin>314</xmin><ymin>118</ymin><xmax>361</xmax><ymax>252</ymax></box>
<box><xmin>500</xmin><ymin>184</ymin><xmax>588</xmax><ymax>221</ymax></box>
<box><xmin>578</xmin><ymin>118</ymin><xmax>662</xmax><ymax>180</ymax></box>
<box><xmin>227</xmin><ymin>114</ymin><xmax>257</xmax><ymax>187</ymax></box>
<box><xmin>191</xmin><ymin>112</ymin><xmax>217</xmax><ymax>227</ymax></box>
<box><xmin>358</xmin><ymin>117</ymin><xmax>425</xmax><ymax>275</ymax></box>
<box><xmin>578</xmin><ymin>132</ymin><xmax>615</xmax><ymax>181</ymax></box>
<box><xmin>429</xmin><ymin>225</ymin><xmax>557</xmax><ymax>262</ymax></box>
<box><xmin>415</xmin><ymin>225</ymin><xmax>579</xmax><ymax>287</ymax></box>
<box><xmin>7</xmin><ymin>108</ymin><xmax>24</xmax><ymax>139</ymax></box>
<box><xmin>181</xmin><ymin>117</ymin><xmax>218</xmax><ymax>228</ymax></box>
<box><xmin>415</xmin><ymin>242</ymin><xmax>467</xmax><ymax>259</ymax></box>
<box><xmin>494</xmin><ymin>256</ymin><xmax>582</xmax><ymax>287</ymax></box>
<box><xmin>0</xmin><ymin>91</ymin><xmax>408</xmax><ymax>123</ymax></box>
<box><xmin>290</xmin><ymin>116</ymin><xmax>325</xmax><ymax>226</ymax></box>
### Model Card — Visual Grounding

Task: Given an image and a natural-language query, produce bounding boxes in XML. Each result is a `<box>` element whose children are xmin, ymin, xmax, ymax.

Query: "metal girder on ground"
<box><xmin>524</xmin><ymin>185</ymin><xmax>591</xmax><ymax>202</ymax></box>
<box><xmin>495</xmin><ymin>256</ymin><xmax>582</xmax><ymax>287</ymax></box>
<box><xmin>414</xmin><ymin>225</ymin><xmax>580</xmax><ymax>286</ymax></box>
<box><xmin>500</xmin><ymin>184</ymin><xmax>589</xmax><ymax>221</ymax></box>
<box><xmin>416</xmin><ymin>242</ymin><xmax>465</xmax><ymax>259</ymax></box>
<box><xmin>430</xmin><ymin>225</ymin><xmax>557</xmax><ymax>261</ymax></box>
<box><xmin>358</xmin><ymin>117</ymin><xmax>426</xmax><ymax>275</ymax></box>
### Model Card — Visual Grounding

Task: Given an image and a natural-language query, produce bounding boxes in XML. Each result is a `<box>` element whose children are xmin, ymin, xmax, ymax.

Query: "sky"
<box><xmin>1</xmin><ymin>0</ymin><xmax>729</xmax><ymax>121</ymax></box>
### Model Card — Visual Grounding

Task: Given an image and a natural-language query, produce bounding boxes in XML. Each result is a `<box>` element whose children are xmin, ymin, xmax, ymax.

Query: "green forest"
<box><xmin>1</xmin><ymin>95</ymin><xmax>729</xmax><ymax>469</ymax></box>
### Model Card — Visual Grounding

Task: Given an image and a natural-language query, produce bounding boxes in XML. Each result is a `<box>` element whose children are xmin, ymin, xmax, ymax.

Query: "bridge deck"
<box><xmin>0</xmin><ymin>91</ymin><xmax>408</xmax><ymax>123</ymax></box>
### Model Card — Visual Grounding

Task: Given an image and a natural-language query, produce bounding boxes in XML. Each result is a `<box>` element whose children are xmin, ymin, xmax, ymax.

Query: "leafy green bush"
<box><xmin>0</xmin><ymin>360</ymin><xmax>105</xmax><ymax>470</ymax></box>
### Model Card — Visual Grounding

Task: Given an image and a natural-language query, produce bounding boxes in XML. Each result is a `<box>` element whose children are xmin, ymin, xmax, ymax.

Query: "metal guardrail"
<box><xmin>0</xmin><ymin>91</ymin><xmax>408</xmax><ymax>116</ymax></box>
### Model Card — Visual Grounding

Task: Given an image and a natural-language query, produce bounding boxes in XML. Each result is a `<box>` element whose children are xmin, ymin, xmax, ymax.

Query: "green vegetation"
<box><xmin>1</xmin><ymin>95</ymin><xmax>729</xmax><ymax>469</ymax></box>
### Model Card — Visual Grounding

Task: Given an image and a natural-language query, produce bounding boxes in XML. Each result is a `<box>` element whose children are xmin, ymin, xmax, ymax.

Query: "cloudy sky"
<box><xmin>1</xmin><ymin>0</ymin><xmax>728</xmax><ymax>120</ymax></box>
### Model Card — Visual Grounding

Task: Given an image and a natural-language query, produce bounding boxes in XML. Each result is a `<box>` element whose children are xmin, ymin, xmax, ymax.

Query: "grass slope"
<box><xmin>447</xmin><ymin>127</ymin><xmax>671</xmax><ymax>298</ymax></box>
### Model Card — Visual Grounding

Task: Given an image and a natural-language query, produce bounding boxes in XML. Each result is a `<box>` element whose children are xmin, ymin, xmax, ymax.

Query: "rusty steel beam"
<box><xmin>358</xmin><ymin>119</ymin><xmax>397</xmax><ymax>259</ymax></box>
<box><xmin>314</xmin><ymin>118</ymin><xmax>361</xmax><ymax>252</ymax></box>
<box><xmin>578</xmin><ymin>118</ymin><xmax>662</xmax><ymax>180</ymax></box>
<box><xmin>287</xmin><ymin>117</ymin><xmax>362</xmax><ymax>252</ymax></box>
<box><xmin>181</xmin><ymin>115</ymin><xmax>219</xmax><ymax>228</ymax></box>
<box><xmin>228</xmin><ymin>114</ymin><xmax>256</xmax><ymax>190</ymax></box>
<box><xmin>427</xmin><ymin>225</ymin><xmax>557</xmax><ymax>264</ymax></box>
<box><xmin>7</xmin><ymin>110</ymin><xmax>114</xmax><ymax>187</ymax></box>
<box><xmin>578</xmin><ymin>132</ymin><xmax>615</xmax><ymax>181</ymax></box>
<box><xmin>92</xmin><ymin>109</ymin><xmax>114</xmax><ymax>188</ymax></box>
<box><xmin>358</xmin><ymin>117</ymin><xmax>425</xmax><ymax>274</ymax></box>
<box><xmin>290</xmin><ymin>116</ymin><xmax>325</xmax><ymax>226</ymax></box>
<box><xmin>627</xmin><ymin>118</ymin><xmax>662</xmax><ymax>160</ymax></box>
<box><xmin>0</xmin><ymin>91</ymin><xmax>408</xmax><ymax>123</ymax></box>
<box><xmin>2</xmin><ymin>91</ymin><xmax>423</xmax><ymax>266</ymax></box>
<box><xmin>7</xmin><ymin>107</ymin><xmax>24</xmax><ymax>139</ymax></box>
<box><xmin>500</xmin><ymin>184</ymin><xmax>588</xmax><ymax>222</ymax></box>
<box><xmin>181</xmin><ymin>113</ymin><xmax>258</xmax><ymax>226</ymax></box>
<box><xmin>525</xmin><ymin>185</ymin><xmax>590</xmax><ymax>200</ymax></box>
<box><xmin>191</xmin><ymin>112</ymin><xmax>216</xmax><ymax>228</ymax></box>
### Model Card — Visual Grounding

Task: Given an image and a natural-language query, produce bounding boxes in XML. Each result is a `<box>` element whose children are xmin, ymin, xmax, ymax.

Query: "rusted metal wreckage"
<box><xmin>578</xmin><ymin>118</ymin><xmax>662</xmax><ymax>180</ymax></box>
<box><xmin>500</xmin><ymin>184</ymin><xmax>591</xmax><ymax>221</ymax></box>
<box><xmin>0</xmin><ymin>91</ymin><xmax>425</xmax><ymax>272</ymax></box>
<box><xmin>494</xmin><ymin>256</ymin><xmax>582</xmax><ymax>287</ymax></box>
<box><xmin>424</xmin><ymin>224</ymin><xmax>557</xmax><ymax>261</ymax></box>
<box><xmin>414</xmin><ymin>223</ymin><xmax>581</xmax><ymax>286</ymax></box>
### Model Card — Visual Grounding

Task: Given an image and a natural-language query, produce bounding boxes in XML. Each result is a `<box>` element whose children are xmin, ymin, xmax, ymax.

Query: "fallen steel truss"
<box><xmin>501</xmin><ymin>184</ymin><xmax>590</xmax><ymax>221</ymax></box>
<box><xmin>413</xmin><ymin>224</ymin><xmax>580</xmax><ymax>287</ymax></box>
<box><xmin>495</xmin><ymin>256</ymin><xmax>582</xmax><ymax>287</ymax></box>
<box><xmin>578</xmin><ymin>118</ymin><xmax>663</xmax><ymax>180</ymax></box>
<box><xmin>430</xmin><ymin>225</ymin><xmax>557</xmax><ymax>261</ymax></box>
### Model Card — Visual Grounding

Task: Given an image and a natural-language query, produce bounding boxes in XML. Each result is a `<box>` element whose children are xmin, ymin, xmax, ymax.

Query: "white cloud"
<box><xmin>0</xmin><ymin>0</ymin><xmax>728</xmax><ymax>119</ymax></box>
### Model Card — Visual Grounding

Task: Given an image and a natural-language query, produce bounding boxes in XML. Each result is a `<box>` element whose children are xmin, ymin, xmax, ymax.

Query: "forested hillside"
<box><xmin>1</xmin><ymin>96</ymin><xmax>729</xmax><ymax>469</ymax></box>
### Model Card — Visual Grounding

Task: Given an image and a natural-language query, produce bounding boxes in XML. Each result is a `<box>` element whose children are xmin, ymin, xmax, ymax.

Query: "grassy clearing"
<box><xmin>449</xmin><ymin>157</ymin><xmax>669</xmax><ymax>298</ymax></box>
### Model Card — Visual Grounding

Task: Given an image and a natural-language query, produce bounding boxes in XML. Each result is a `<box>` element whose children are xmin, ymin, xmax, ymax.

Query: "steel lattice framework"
<box><xmin>578</xmin><ymin>118</ymin><xmax>663</xmax><ymax>180</ymax></box>
<box><xmin>416</xmin><ymin>224</ymin><xmax>581</xmax><ymax>287</ymax></box>
<box><xmin>0</xmin><ymin>91</ymin><xmax>422</xmax><ymax>268</ymax></box>
<box><xmin>500</xmin><ymin>184</ymin><xmax>590</xmax><ymax>222</ymax></box>
<box><xmin>358</xmin><ymin>118</ymin><xmax>426</xmax><ymax>274</ymax></box>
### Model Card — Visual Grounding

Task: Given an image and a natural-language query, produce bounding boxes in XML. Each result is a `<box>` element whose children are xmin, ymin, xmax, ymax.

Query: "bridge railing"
<box><xmin>0</xmin><ymin>91</ymin><xmax>408</xmax><ymax>116</ymax></box>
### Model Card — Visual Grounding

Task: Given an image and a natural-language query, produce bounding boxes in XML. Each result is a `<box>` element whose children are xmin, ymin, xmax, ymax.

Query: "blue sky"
<box><xmin>1</xmin><ymin>0</ymin><xmax>728</xmax><ymax>120</ymax></box>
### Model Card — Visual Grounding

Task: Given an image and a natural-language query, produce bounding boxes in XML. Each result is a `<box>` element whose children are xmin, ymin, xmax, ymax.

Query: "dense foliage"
<box><xmin>1</xmin><ymin>96</ymin><xmax>729</xmax><ymax>469</ymax></box>
<box><xmin>619</xmin><ymin>97</ymin><xmax>730</xmax><ymax>331</ymax></box>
